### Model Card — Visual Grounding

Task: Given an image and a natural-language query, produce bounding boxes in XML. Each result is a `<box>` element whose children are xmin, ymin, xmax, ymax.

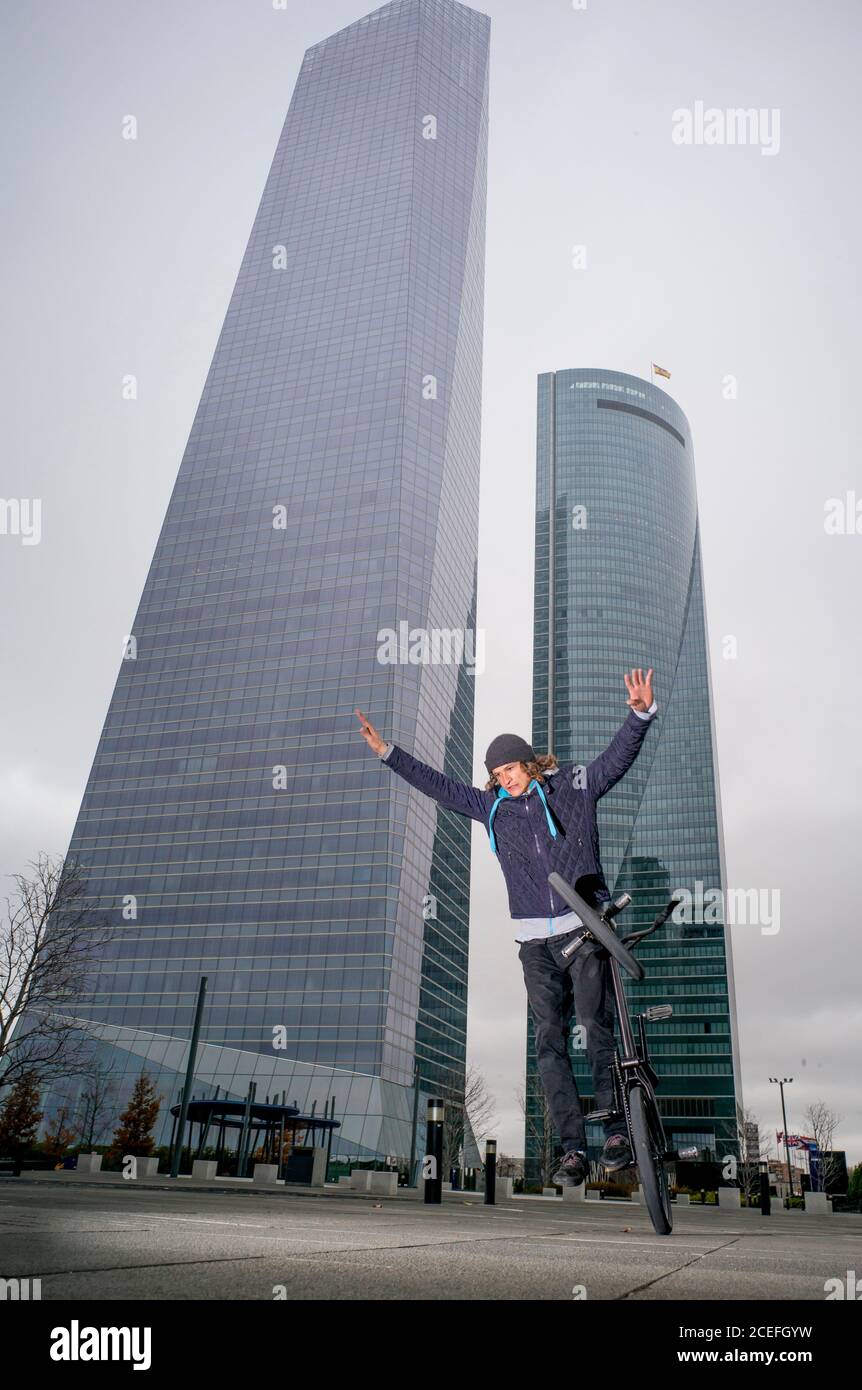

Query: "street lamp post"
<box><xmin>769</xmin><ymin>1076</ymin><xmax>795</xmax><ymax>1205</ymax></box>
<box><xmin>169</xmin><ymin>975</ymin><xmax>208</xmax><ymax>1179</ymax></box>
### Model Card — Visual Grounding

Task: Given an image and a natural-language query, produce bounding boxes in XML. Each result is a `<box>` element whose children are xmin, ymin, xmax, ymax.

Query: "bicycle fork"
<box><xmin>588</xmin><ymin>952</ymin><xmax>652</xmax><ymax>1137</ymax></box>
<box><xmin>594</xmin><ymin>953</ymin><xmax>698</xmax><ymax>1162</ymax></box>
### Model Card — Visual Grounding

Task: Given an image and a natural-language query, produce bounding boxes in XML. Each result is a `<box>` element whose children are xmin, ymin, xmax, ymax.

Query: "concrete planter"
<box><xmin>803</xmin><ymin>1190</ymin><xmax>829</xmax><ymax>1214</ymax></box>
<box><xmin>191</xmin><ymin>1160</ymin><xmax>217</xmax><ymax>1180</ymax></box>
<box><xmin>75</xmin><ymin>1153</ymin><xmax>102</xmax><ymax>1174</ymax></box>
<box><xmin>718</xmin><ymin>1186</ymin><xmax>741</xmax><ymax>1209</ymax></box>
<box><xmin>252</xmin><ymin>1164</ymin><xmax>280</xmax><ymax>1185</ymax></box>
<box><xmin>368</xmin><ymin>1170</ymin><xmax>398</xmax><ymax>1197</ymax></box>
<box><xmin>133</xmin><ymin>1157</ymin><xmax>160</xmax><ymax>1178</ymax></box>
<box><xmin>307</xmin><ymin>1147</ymin><xmax>327</xmax><ymax>1185</ymax></box>
<box><xmin>561</xmin><ymin>1183</ymin><xmax>586</xmax><ymax>1202</ymax></box>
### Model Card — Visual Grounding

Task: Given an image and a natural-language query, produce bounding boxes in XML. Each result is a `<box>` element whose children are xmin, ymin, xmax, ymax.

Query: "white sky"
<box><xmin>1</xmin><ymin>0</ymin><xmax>860</xmax><ymax>1167</ymax></box>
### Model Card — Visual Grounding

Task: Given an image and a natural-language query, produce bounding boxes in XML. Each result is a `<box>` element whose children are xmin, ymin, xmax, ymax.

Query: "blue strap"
<box><xmin>533</xmin><ymin>780</ymin><xmax>559</xmax><ymax>840</ymax></box>
<box><xmin>488</xmin><ymin>779</ymin><xmax>558</xmax><ymax>854</ymax></box>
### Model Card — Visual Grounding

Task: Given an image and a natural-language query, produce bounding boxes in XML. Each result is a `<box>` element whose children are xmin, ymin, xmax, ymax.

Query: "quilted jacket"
<box><xmin>379</xmin><ymin>705</ymin><xmax>657</xmax><ymax>918</ymax></box>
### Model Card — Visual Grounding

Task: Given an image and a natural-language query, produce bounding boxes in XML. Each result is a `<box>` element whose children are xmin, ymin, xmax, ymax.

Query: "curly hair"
<box><xmin>484</xmin><ymin>752</ymin><xmax>559</xmax><ymax>792</ymax></box>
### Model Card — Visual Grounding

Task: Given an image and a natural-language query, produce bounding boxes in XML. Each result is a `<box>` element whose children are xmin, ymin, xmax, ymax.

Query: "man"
<box><xmin>355</xmin><ymin>667</ymin><xmax>657</xmax><ymax>1187</ymax></box>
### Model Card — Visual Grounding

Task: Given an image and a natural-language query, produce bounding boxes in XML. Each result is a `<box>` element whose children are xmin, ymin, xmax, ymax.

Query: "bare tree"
<box><xmin>735</xmin><ymin>1107</ymin><xmax>773</xmax><ymax>1203</ymax></box>
<box><xmin>464</xmin><ymin>1062</ymin><xmax>497</xmax><ymax>1150</ymax></box>
<box><xmin>804</xmin><ymin>1100</ymin><xmax>843</xmax><ymax>1194</ymax></box>
<box><xmin>516</xmin><ymin>1079</ymin><xmax>556</xmax><ymax>1188</ymax></box>
<box><xmin>496</xmin><ymin>1152</ymin><xmax>524</xmax><ymax>1179</ymax></box>
<box><xmin>75</xmin><ymin>1059</ymin><xmax>119</xmax><ymax>1149</ymax></box>
<box><xmin>0</xmin><ymin>852</ymin><xmax>114</xmax><ymax>1096</ymax></box>
<box><xmin>441</xmin><ymin>1063</ymin><xmax>499</xmax><ymax>1176</ymax></box>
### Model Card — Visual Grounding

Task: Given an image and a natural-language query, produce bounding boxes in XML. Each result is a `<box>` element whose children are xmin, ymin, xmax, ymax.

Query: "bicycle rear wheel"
<box><xmin>628</xmin><ymin>1084</ymin><xmax>673</xmax><ymax>1235</ymax></box>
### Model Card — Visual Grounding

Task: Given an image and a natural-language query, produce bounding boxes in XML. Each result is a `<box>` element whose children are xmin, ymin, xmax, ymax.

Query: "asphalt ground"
<box><xmin>0</xmin><ymin>1178</ymin><xmax>858</xmax><ymax>1302</ymax></box>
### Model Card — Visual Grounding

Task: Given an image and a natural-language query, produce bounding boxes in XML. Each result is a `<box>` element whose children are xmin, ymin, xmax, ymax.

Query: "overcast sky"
<box><xmin>2</xmin><ymin>0</ymin><xmax>860</xmax><ymax>1167</ymax></box>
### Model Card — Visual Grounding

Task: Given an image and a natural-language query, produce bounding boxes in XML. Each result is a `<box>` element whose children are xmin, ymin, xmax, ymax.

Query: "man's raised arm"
<box><xmin>586</xmin><ymin>668</ymin><xmax>658</xmax><ymax>799</ymax></box>
<box><xmin>355</xmin><ymin>709</ymin><xmax>491</xmax><ymax>822</ymax></box>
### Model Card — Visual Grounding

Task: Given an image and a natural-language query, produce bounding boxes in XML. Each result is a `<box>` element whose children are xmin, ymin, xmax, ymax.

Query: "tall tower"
<box><xmin>36</xmin><ymin>0</ymin><xmax>490</xmax><ymax>1167</ymax></box>
<box><xmin>527</xmin><ymin>368</ymin><xmax>743</xmax><ymax>1181</ymax></box>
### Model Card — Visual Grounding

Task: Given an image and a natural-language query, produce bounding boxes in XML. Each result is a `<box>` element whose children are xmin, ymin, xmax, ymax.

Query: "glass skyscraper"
<box><xmin>526</xmin><ymin>367</ymin><xmax>743</xmax><ymax>1182</ymax></box>
<box><xmin>35</xmin><ymin>0</ymin><xmax>490</xmax><ymax>1168</ymax></box>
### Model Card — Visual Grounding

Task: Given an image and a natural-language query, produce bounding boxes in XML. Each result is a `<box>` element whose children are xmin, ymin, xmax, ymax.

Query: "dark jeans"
<box><xmin>519</xmin><ymin>928</ymin><xmax>627</xmax><ymax>1153</ymax></box>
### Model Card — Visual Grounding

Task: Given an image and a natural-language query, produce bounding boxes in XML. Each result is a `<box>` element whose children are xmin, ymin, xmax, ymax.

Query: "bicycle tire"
<box><xmin>547</xmin><ymin>873</ymin><xmax>644</xmax><ymax>981</ymax></box>
<box><xmin>628</xmin><ymin>1083</ymin><xmax>672</xmax><ymax>1235</ymax></box>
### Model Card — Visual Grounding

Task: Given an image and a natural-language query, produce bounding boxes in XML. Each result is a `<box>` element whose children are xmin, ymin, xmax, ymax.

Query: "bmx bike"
<box><xmin>547</xmin><ymin>872</ymin><xmax>698</xmax><ymax>1236</ymax></box>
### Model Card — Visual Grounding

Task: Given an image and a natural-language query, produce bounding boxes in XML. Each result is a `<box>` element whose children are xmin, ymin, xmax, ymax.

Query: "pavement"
<box><xmin>0</xmin><ymin>1177</ymin><xmax>859</xmax><ymax>1300</ymax></box>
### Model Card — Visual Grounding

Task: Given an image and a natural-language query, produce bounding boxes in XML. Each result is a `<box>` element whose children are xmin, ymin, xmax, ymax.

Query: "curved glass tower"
<box><xmin>526</xmin><ymin>367</ymin><xmax>743</xmax><ymax>1181</ymax></box>
<box><xmin>26</xmin><ymin>0</ymin><xmax>491</xmax><ymax>1171</ymax></box>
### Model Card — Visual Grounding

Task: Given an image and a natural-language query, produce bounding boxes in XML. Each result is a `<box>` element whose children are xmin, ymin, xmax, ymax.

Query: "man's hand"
<box><xmin>355</xmin><ymin>707</ymin><xmax>386</xmax><ymax>756</ymax></box>
<box><xmin>624</xmin><ymin>667</ymin><xmax>654</xmax><ymax>712</ymax></box>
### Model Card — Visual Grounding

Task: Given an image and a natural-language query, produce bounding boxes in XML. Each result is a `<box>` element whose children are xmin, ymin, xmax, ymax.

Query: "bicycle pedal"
<box><xmin>644</xmin><ymin>1004</ymin><xmax>673</xmax><ymax>1021</ymax></box>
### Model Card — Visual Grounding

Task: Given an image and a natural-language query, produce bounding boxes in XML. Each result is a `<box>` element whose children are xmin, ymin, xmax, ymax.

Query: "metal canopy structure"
<box><xmin>168</xmin><ymin>1096</ymin><xmax>341</xmax><ymax>1179</ymax></box>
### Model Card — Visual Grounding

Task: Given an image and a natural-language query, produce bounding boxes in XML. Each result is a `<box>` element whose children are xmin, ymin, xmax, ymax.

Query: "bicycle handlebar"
<box><xmin>653</xmin><ymin>896</ymin><xmax>683</xmax><ymax>929</ymax></box>
<box><xmin>617</xmin><ymin>895</ymin><xmax>683</xmax><ymax>948</ymax></box>
<box><xmin>601</xmin><ymin>892</ymin><xmax>632</xmax><ymax>922</ymax></box>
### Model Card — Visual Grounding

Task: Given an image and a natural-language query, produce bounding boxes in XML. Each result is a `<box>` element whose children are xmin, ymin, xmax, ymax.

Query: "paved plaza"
<box><xmin>1</xmin><ymin>1177</ymin><xmax>858</xmax><ymax>1301</ymax></box>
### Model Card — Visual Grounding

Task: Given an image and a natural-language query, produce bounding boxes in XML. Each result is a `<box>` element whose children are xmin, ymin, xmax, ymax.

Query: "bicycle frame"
<box><xmin>546</xmin><ymin>875</ymin><xmax>692</xmax><ymax>1162</ymax></box>
<box><xmin>603</xmin><ymin>951</ymin><xmax>666</xmax><ymax>1153</ymax></box>
<box><xmin>546</xmin><ymin>876</ymin><xmax>698</xmax><ymax>1233</ymax></box>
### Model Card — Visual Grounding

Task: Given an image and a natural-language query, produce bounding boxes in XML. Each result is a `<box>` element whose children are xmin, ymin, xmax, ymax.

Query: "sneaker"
<box><xmin>600</xmin><ymin>1133</ymin><xmax>635</xmax><ymax>1172</ymax></box>
<box><xmin>552</xmin><ymin>1149</ymin><xmax>588</xmax><ymax>1185</ymax></box>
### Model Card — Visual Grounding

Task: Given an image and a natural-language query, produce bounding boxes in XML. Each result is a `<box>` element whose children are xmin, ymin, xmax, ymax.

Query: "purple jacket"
<box><xmin>379</xmin><ymin>705</ymin><xmax>657</xmax><ymax>918</ymax></box>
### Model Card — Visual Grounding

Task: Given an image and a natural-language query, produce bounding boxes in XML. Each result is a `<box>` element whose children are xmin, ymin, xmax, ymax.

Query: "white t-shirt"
<box><xmin>513</xmin><ymin>909</ymin><xmax>584</xmax><ymax>944</ymax></box>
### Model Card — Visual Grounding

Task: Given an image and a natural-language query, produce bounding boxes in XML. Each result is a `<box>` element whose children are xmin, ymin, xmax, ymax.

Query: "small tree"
<box><xmin>803</xmin><ymin>1101</ymin><xmax>843</xmax><ymax>1193</ymax></box>
<box><xmin>736</xmin><ymin>1107</ymin><xmax>772</xmax><ymax>1203</ymax></box>
<box><xmin>464</xmin><ymin>1063</ymin><xmax>498</xmax><ymax>1146</ymax></box>
<box><xmin>41</xmin><ymin>1104</ymin><xmax>77</xmax><ymax>1163</ymax></box>
<box><xmin>0</xmin><ymin>1072</ymin><xmax>43</xmax><ymax>1159</ymax></box>
<box><xmin>441</xmin><ymin>1095</ymin><xmax>464</xmax><ymax>1178</ymax></box>
<box><xmin>75</xmin><ymin>1059</ymin><xmax>118</xmax><ymax>1149</ymax></box>
<box><xmin>496</xmin><ymin>1151</ymin><xmax>523</xmax><ymax>1179</ymax></box>
<box><xmin>108</xmin><ymin>1072</ymin><xmax>161</xmax><ymax>1159</ymax></box>
<box><xmin>442</xmin><ymin>1063</ymin><xmax>498</xmax><ymax>1177</ymax></box>
<box><xmin>517</xmin><ymin>1079</ymin><xmax>557</xmax><ymax>1188</ymax></box>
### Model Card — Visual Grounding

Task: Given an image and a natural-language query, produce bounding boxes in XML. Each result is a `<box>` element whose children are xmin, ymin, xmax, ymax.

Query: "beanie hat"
<box><xmin>484</xmin><ymin>733</ymin><xmax>536</xmax><ymax>775</ymax></box>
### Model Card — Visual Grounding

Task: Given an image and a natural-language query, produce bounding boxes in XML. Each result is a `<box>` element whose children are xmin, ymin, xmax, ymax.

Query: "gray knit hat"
<box><xmin>484</xmin><ymin>733</ymin><xmax>536</xmax><ymax>775</ymax></box>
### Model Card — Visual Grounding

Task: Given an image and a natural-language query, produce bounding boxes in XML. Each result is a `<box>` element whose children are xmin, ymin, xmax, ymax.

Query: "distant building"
<box><xmin>525</xmin><ymin>368</ymin><xmax>743</xmax><ymax>1181</ymax></box>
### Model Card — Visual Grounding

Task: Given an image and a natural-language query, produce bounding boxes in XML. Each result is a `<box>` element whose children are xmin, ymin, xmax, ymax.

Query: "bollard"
<box><xmin>423</xmin><ymin>1098</ymin><xmax>444</xmax><ymax>1204</ymax></box>
<box><xmin>484</xmin><ymin>1138</ymin><xmax>497</xmax><ymax>1206</ymax></box>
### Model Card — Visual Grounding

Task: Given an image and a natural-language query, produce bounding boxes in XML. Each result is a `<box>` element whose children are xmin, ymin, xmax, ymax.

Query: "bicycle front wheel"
<box><xmin>628</xmin><ymin>1084</ymin><xmax>673</xmax><ymax>1235</ymax></box>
